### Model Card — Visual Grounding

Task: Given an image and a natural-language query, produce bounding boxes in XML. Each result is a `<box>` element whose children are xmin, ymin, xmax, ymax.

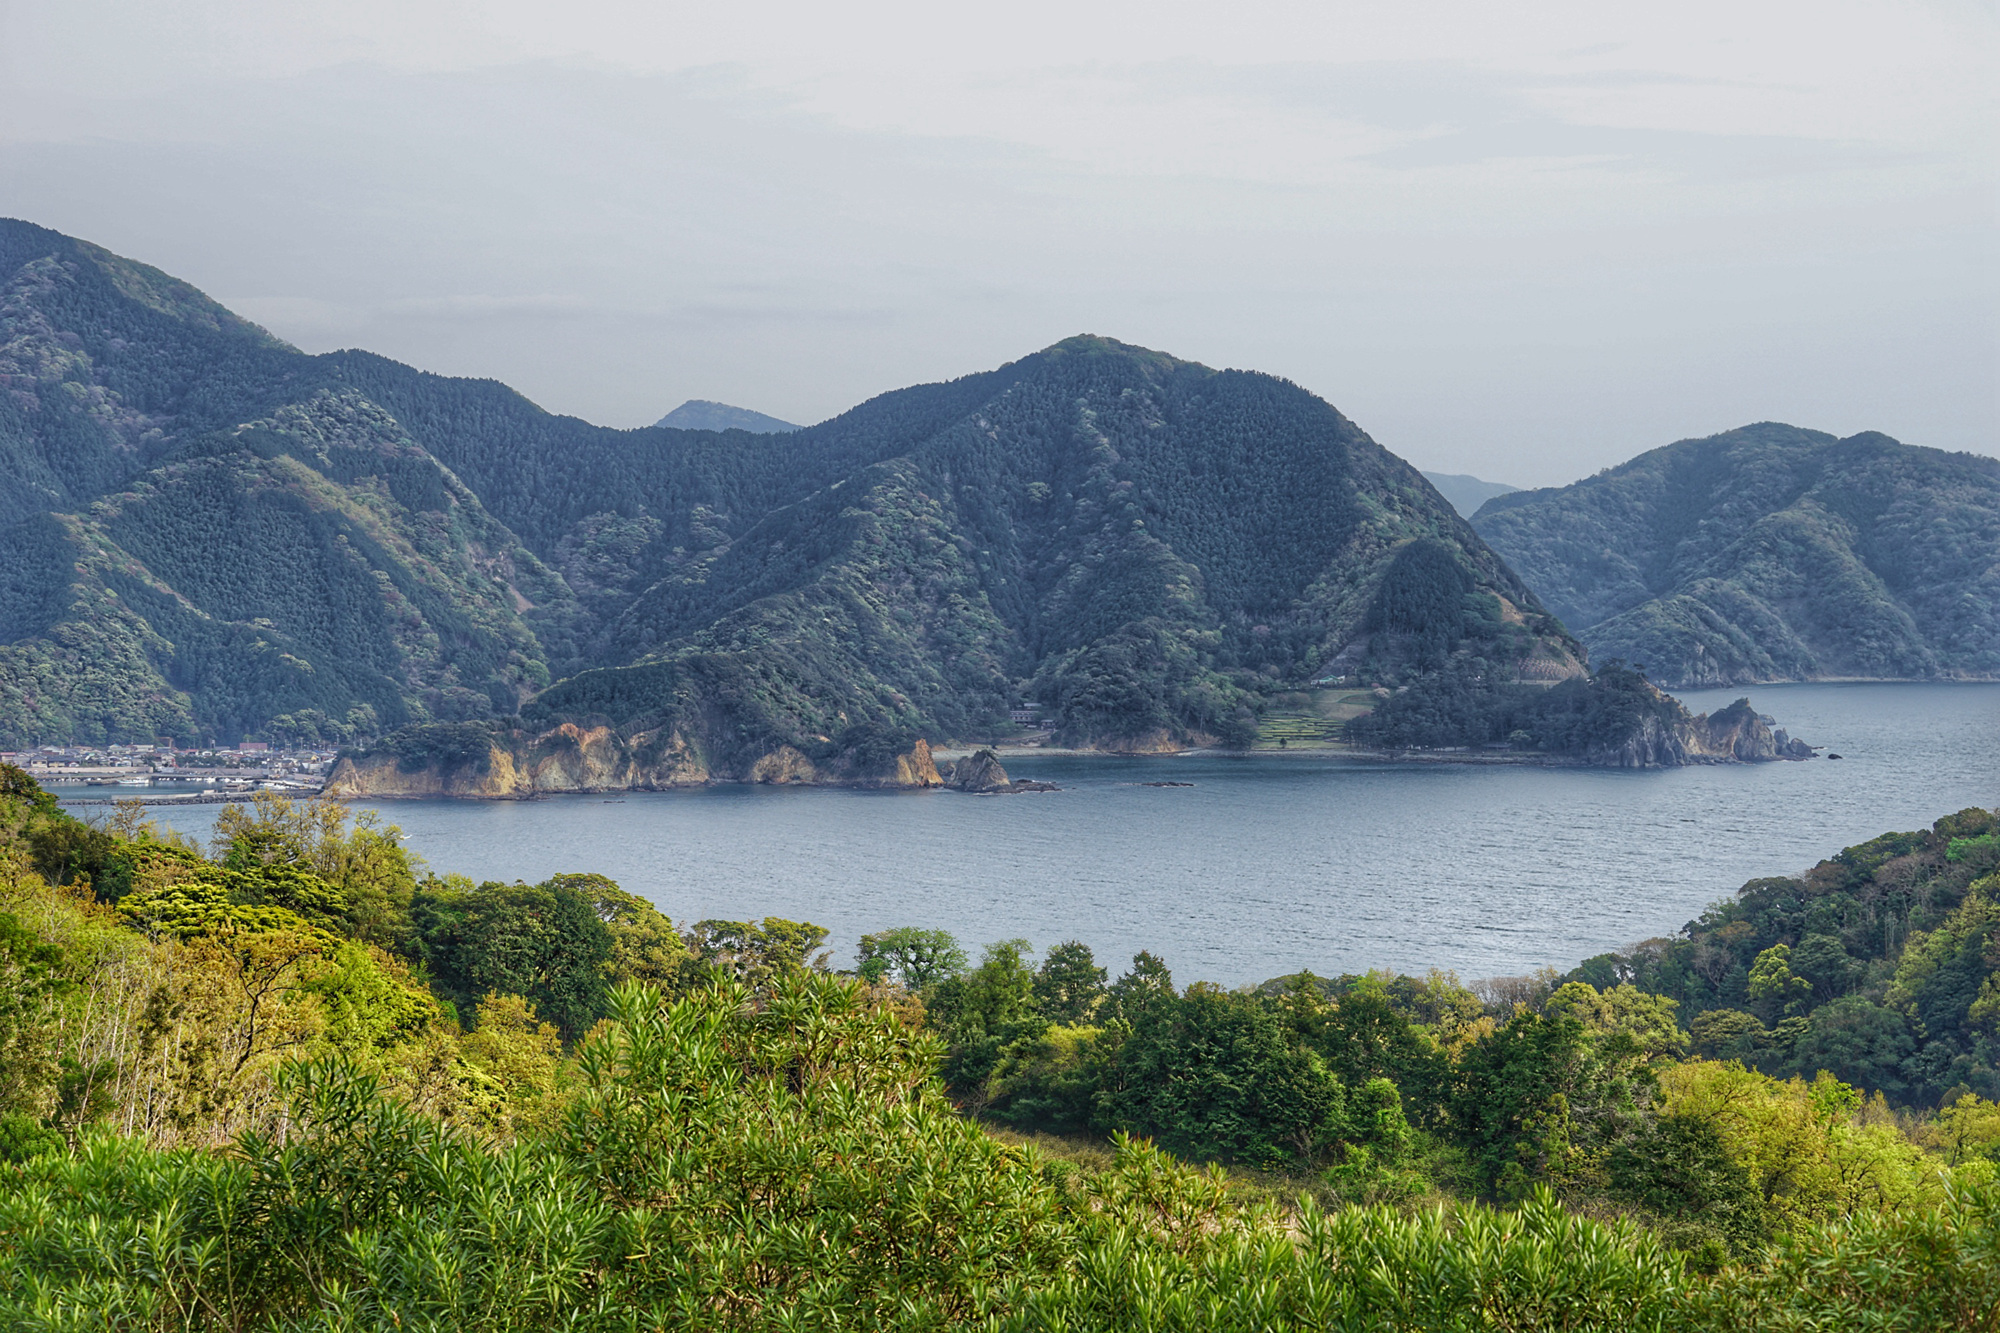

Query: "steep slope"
<box><xmin>3</xmin><ymin>219</ymin><xmax>1660</xmax><ymax>779</ymax></box>
<box><xmin>1473</xmin><ymin>425</ymin><xmax>2000</xmax><ymax>686</ymax></box>
<box><xmin>376</xmin><ymin>336</ymin><xmax>1588</xmax><ymax>786</ymax></box>
<box><xmin>0</xmin><ymin>222</ymin><xmax>580</xmax><ymax>744</ymax></box>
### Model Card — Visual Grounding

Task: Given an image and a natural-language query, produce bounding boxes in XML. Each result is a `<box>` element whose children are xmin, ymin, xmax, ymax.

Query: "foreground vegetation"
<box><xmin>2</xmin><ymin>768</ymin><xmax>1996</xmax><ymax>1327</ymax></box>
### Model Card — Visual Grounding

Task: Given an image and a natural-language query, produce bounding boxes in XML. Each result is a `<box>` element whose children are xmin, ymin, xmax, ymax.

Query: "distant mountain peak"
<box><xmin>1421</xmin><ymin>472</ymin><xmax>1519</xmax><ymax>518</ymax></box>
<box><xmin>1471</xmin><ymin>424</ymin><xmax>2000</xmax><ymax>687</ymax></box>
<box><xmin>654</xmin><ymin>400</ymin><xmax>799</xmax><ymax>434</ymax></box>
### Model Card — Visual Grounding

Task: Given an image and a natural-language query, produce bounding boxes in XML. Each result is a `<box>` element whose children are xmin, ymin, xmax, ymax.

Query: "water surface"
<box><xmin>65</xmin><ymin>683</ymin><xmax>1998</xmax><ymax>987</ymax></box>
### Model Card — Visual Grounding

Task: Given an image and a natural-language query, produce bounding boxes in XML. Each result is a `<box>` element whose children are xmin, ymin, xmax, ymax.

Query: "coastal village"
<box><xmin>3</xmin><ymin>742</ymin><xmax>333</xmax><ymax>797</ymax></box>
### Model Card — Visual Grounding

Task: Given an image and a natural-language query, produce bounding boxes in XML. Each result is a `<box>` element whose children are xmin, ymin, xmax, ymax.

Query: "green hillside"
<box><xmin>0</xmin><ymin>220</ymin><xmax>1605</xmax><ymax>764</ymax></box>
<box><xmin>1472</xmin><ymin>424</ymin><xmax>2000</xmax><ymax>686</ymax></box>
<box><xmin>524</xmin><ymin>336</ymin><xmax>1586</xmax><ymax>766</ymax></box>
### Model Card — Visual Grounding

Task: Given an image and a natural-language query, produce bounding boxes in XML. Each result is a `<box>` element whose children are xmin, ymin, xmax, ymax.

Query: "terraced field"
<box><xmin>1252</xmin><ymin>690</ymin><xmax>1378</xmax><ymax>749</ymax></box>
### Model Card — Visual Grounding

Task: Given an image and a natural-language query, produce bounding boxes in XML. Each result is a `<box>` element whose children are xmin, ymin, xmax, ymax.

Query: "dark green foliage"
<box><xmin>1608</xmin><ymin>1113</ymin><xmax>1771</xmax><ymax>1260</ymax></box>
<box><xmin>2</xmin><ymin>223</ymin><xmax>1586</xmax><ymax>758</ymax></box>
<box><xmin>1035</xmin><ymin>941</ymin><xmax>1108</xmax><ymax>1025</ymax></box>
<box><xmin>1101</xmin><ymin>983</ymin><xmax>1349</xmax><ymax>1167</ymax></box>
<box><xmin>1474</xmin><ymin>423</ymin><xmax>2000</xmax><ymax>685</ymax></box>
<box><xmin>1101</xmin><ymin>949</ymin><xmax>1177</xmax><ymax>1024</ymax></box>
<box><xmin>1348</xmin><ymin>660</ymin><xmax>1689</xmax><ymax>758</ymax></box>
<box><xmin>929</xmin><ymin>940</ymin><xmax>1048</xmax><ymax>1092</ymax></box>
<box><xmin>412</xmin><ymin>877</ymin><xmax>615</xmax><ymax>1040</ymax></box>
<box><xmin>1452</xmin><ymin>1008</ymin><xmax>1654</xmax><ymax>1199</ymax></box>
<box><xmin>1368</xmin><ymin>537</ymin><xmax>1471</xmax><ymax>665</ymax></box>
<box><xmin>687</xmin><ymin>916</ymin><xmax>831</xmax><ymax>988</ymax></box>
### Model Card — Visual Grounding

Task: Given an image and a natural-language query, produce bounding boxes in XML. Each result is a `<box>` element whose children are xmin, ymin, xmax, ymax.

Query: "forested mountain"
<box><xmin>654</xmin><ymin>400</ymin><xmax>799</xmax><ymax>433</ymax></box>
<box><xmin>1421</xmin><ymin>471</ymin><xmax>1517</xmax><ymax>518</ymax></box>
<box><xmin>1472</xmin><ymin>425</ymin><xmax>2000</xmax><ymax>686</ymax></box>
<box><xmin>1</xmin><ymin>219</ymin><xmax>1611</xmax><ymax>772</ymax></box>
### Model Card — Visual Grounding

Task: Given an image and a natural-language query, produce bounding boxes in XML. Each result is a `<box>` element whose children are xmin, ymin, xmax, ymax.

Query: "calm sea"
<box><xmin>54</xmin><ymin>683</ymin><xmax>1999</xmax><ymax>988</ymax></box>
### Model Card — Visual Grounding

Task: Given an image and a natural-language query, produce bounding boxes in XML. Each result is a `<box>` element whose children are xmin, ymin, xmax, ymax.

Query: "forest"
<box><xmin>3</xmin><ymin>219</ymin><xmax>1622</xmax><ymax>769</ymax></box>
<box><xmin>1473</xmin><ymin>422</ymin><xmax>2000</xmax><ymax>687</ymax></box>
<box><xmin>2</xmin><ymin>765</ymin><xmax>1994</xmax><ymax>1329</ymax></box>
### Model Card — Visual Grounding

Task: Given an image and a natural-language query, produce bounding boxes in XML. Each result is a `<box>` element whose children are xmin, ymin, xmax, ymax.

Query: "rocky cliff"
<box><xmin>946</xmin><ymin>749</ymin><xmax>1012</xmax><ymax>792</ymax></box>
<box><xmin>1580</xmin><ymin>697</ymin><xmax>1814</xmax><ymax>768</ymax></box>
<box><xmin>325</xmin><ymin>723</ymin><xmax>943</xmax><ymax>798</ymax></box>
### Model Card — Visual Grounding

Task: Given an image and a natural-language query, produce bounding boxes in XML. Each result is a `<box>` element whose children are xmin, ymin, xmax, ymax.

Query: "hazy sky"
<box><xmin>1</xmin><ymin>0</ymin><xmax>1992</xmax><ymax>484</ymax></box>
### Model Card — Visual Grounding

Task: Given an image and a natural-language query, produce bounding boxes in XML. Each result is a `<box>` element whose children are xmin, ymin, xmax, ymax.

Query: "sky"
<box><xmin>0</xmin><ymin>0</ymin><xmax>1993</xmax><ymax>485</ymax></box>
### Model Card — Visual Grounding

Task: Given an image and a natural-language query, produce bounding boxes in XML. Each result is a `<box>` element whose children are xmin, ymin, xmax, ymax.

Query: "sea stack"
<box><xmin>948</xmin><ymin>749</ymin><xmax>1012</xmax><ymax>792</ymax></box>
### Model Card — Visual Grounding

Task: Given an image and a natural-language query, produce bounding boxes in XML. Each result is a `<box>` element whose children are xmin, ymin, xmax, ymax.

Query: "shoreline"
<box><xmin>54</xmin><ymin>790</ymin><xmax>290</xmax><ymax>808</ymax></box>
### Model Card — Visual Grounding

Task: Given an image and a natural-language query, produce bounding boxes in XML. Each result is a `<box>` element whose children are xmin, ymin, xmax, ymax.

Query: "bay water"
<box><xmin>59</xmin><ymin>683</ymin><xmax>1999</xmax><ymax>987</ymax></box>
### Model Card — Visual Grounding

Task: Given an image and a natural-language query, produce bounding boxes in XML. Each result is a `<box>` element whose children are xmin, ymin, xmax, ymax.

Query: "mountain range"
<box><xmin>3</xmin><ymin>218</ymin><xmax>1633</xmax><ymax>781</ymax></box>
<box><xmin>1472</xmin><ymin>424</ymin><xmax>2000</xmax><ymax>687</ymax></box>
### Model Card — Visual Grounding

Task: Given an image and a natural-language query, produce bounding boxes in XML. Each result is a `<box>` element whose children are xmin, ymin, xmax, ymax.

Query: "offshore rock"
<box><xmin>948</xmin><ymin>748</ymin><xmax>1012</xmax><ymax>792</ymax></box>
<box><xmin>1578</xmin><ymin>695</ymin><xmax>1813</xmax><ymax>768</ymax></box>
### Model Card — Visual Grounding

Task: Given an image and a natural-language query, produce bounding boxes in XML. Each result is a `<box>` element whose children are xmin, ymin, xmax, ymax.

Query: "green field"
<box><xmin>1252</xmin><ymin>689</ymin><xmax>1376</xmax><ymax>749</ymax></box>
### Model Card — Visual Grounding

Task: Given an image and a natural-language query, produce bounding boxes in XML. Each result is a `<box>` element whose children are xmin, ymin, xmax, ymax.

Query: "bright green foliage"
<box><xmin>1000</xmin><ymin>1189</ymin><xmax>1693</xmax><ymax>1333</ymax></box>
<box><xmin>1566</xmin><ymin>808</ymin><xmax>2000</xmax><ymax>1106</ymax></box>
<box><xmin>116</xmin><ymin>866</ymin><xmax>335</xmax><ymax>940</ymax></box>
<box><xmin>1690</xmin><ymin>1185</ymin><xmax>2000</xmax><ymax>1332</ymax></box>
<box><xmin>0</xmin><ymin>912</ymin><xmax>67</xmax><ymax>1117</ymax></box>
<box><xmin>1</xmin><ymin>770</ymin><xmax>1999</xmax><ymax>1328</ymax></box>
<box><xmin>1747</xmin><ymin>944</ymin><xmax>1813</xmax><ymax>1012</ymax></box>
<box><xmin>210</xmin><ymin>794</ymin><xmax>419</xmax><ymax>947</ymax></box>
<box><xmin>856</xmin><ymin>926</ymin><xmax>968</xmax><ymax>988</ymax></box>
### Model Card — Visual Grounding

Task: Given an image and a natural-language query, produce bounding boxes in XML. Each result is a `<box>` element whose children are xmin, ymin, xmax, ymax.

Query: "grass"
<box><xmin>1252</xmin><ymin>690</ymin><xmax>1377</xmax><ymax>750</ymax></box>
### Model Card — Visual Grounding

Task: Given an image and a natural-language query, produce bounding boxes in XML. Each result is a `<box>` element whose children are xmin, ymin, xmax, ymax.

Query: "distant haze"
<box><xmin>1421</xmin><ymin>472</ymin><xmax>1519</xmax><ymax>518</ymax></box>
<box><xmin>1</xmin><ymin>1</ymin><xmax>1990</xmax><ymax>486</ymax></box>
<box><xmin>655</xmin><ymin>401</ymin><xmax>800</xmax><ymax>434</ymax></box>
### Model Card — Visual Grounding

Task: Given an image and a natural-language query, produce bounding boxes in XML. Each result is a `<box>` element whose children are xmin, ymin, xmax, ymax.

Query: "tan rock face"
<box><xmin>325</xmin><ymin>729</ymin><xmax>948</xmax><ymax>798</ymax></box>
<box><xmin>895</xmin><ymin>738</ymin><xmax>945</xmax><ymax>787</ymax></box>
<box><xmin>948</xmin><ymin>748</ymin><xmax>1012</xmax><ymax>791</ymax></box>
<box><xmin>1575</xmin><ymin>693</ymin><xmax>1813</xmax><ymax>768</ymax></box>
<box><xmin>748</xmin><ymin>746</ymin><xmax>819</xmax><ymax>784</ymax></box>
<box><xmin>321</xmin><ymin>744</ymin><xmax>533</xmax><ymax>798</ymax></box>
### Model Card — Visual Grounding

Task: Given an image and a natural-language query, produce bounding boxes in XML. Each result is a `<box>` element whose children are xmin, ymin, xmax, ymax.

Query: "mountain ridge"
<box><xmin>1421</xmin><ymin>471</ymin><xmax>1518</xmax><ymax>518</ymax></box>
<box><xmin>1471</xmin><ymin>423</ymin><xmax>2000</xmax><ymax>686</ymax></box>
<box><xmin>0</xmin><ymin>219</ymin><xmax>1805</xmax><ymax>782</ymax></box>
